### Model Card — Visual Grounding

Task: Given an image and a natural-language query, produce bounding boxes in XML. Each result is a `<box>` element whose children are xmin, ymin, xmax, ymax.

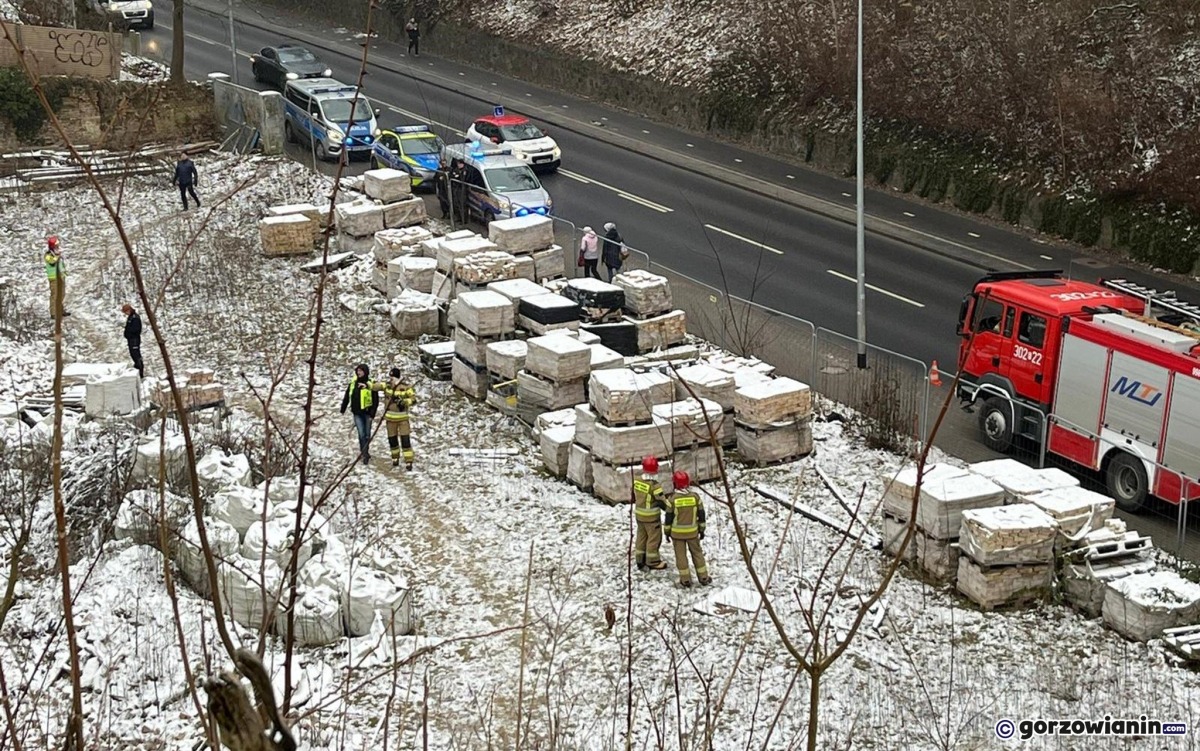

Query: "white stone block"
<box><xmin>363</xmin><ymin>168</ymin><xmax>412</xmax><ymax>202</ymax></box>
<box><xmin>335</xmin><ymin>200</ymin><xmax>384</xmax><ymax>238</ymax></box>
<box><xmin>488</xmin><ymin>214</ymin><xmax>554</xmax><ymax>254</ymax></box>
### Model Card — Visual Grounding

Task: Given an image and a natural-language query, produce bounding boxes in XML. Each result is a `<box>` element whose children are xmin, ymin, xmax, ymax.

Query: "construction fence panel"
<box><xmin>647</xmin><ymin>259</ymin><xmax>815</xmax><ymax>385</ymax></box>
<box><xmin>813</xmin><ymin>327</ymin><xmax>929</xmax><ymax>445</ymax></box>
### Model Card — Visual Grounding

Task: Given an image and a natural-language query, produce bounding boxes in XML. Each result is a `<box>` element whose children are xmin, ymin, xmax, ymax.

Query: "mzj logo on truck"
<box><xmin>1110</xmin><ymin>377</ymin><xmax>1164</xmax><ymax>407</ymax></box>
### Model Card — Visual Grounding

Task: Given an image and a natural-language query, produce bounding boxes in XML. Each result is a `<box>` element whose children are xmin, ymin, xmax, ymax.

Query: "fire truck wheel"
<box><xmin>978</xmin><ymin>397</ymin><xmax>1013</xmax><ymax>453</ymax></box>
<box><xmin>1105</xmin><ymin>452</ymin><xmax>1148</xmax><ymax>513</ymax></box>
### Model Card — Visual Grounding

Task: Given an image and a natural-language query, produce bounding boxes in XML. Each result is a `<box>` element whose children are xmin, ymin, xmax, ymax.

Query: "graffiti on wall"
<box><xmin>48</xmin><ymin>30</ymin><xmax>111</xmax><ymax>68</ymax></box>
<box><xmin>0</xmin><ymin>24</ymin><xmax>120</xmax><ymax>79</ymax></box>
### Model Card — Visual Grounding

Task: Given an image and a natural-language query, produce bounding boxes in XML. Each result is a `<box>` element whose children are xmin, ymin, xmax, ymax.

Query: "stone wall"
<box><xmin>0</xmin><ymin>79</ymin><xmax>220</xmax><ymax>152</ymax></box>
<box><xmin>212</xmin><ymin>79</ymin><xmax>285</xmax><ymax>155</ymax></box>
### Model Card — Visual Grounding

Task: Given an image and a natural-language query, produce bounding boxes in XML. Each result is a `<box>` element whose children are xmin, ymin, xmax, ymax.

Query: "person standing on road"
<box><xmin>44</xmin><ymin>236</ymin><xmax>69</xmax><ymax>318</ymax></box>
<box><xmin>173</xmin><ymin>152</ymin><xmax>201</xmax><ymax>211</ymax></box>
<box><xmin>122</xmin><ymin>304</ymin><xmax>144</xmax><ymax>378</ymax></box>
<box><xmin>601</xmin><ymin>221</ymin><xmax>626</xmax><ymax>282</ymax></box>
<box><xmin>405</xmin><ymin>18</ymin><xmax>420</xmax><ymax>56</ymax></box>
<box><xmin>579</xmin><ymin>226</ymin><xmax>601</xmax><ymax>280</ymax></box>
<box><xmin>340</xmin><ymin>363</ymin><xmax>378</xmax><ymax>465</ymax></box>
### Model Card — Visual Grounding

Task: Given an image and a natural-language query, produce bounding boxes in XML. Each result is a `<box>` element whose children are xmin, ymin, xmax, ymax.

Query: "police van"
<box><xmin>444</xmin><ymin>142</ymin><xmax>553</xmax><ymax>223</ymax></box>
<box><xmin>283</xmin><ymin>78</ymin><xmax>381</xmax><ymax>162</ymax></box>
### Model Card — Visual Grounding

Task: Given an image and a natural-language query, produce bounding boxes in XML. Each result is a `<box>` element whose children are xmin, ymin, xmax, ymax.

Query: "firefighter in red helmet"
<box><xmin>632</xmin><ymin>456</ymin><xmax>670</xmax><ymax>571</ymax></box>
<box><xmin>664</xmin><ymin>470</ymin><xmax>710</xmax><ymax>587</ymax></box>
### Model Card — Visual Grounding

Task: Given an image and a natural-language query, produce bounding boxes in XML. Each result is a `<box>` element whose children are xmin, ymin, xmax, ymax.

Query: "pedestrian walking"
<box><xmin>339</xmin><ymin>363</ymin><xmax>378</xmax><ymax>465</ymax></box>
<box><xmin>632</xmin><ymin>456</ymin><xmax>670</xmax><ymax>571</ymax></box>
<box><xmin>664</xmin><ymin>471</ymin><xmax>710</xmax><ymax>587</ymax></box>
<box><xmin>44</xmin><ymin>236</ymin><xmax>69</xmax><ymax>318</ymax></box>
<box><xmin>578</xmin><ymin>226</ymin><xmax>601</xmax><ymax>280</ymax></box>
<box><xmin>405</xmin><ymin>18</ymin><xmax>420</xmax><ymax>56</ymax></box>
<box><xmin>448</xmin><ymin>158</ymin><xmax>469</xmax><ymax>224</ymax></box>
<box><xmin>371</xmin><ymin>367</ymin><xmax>417</xmax><ymax>469</ymax></box>
<box><xmin>173</xmin><ymin>151</ymin><xmax>201</xmax><ymax>211</ymax></box>
<box><xmin>122</xmin><ymin>304</ymin><xmax>144</xmax><ymax>378</ymax></box>
<box><xmin>601</xmin><ymin>221</ymin><xmax>626</xmax><ymax>282</ymax></box>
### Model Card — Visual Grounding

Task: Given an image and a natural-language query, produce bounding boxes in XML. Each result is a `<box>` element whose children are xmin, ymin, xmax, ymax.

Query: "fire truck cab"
<box><xmin>957</xmin><ymin>270</ymin><xmax>1200</xmax><ymax>512</ymax></box>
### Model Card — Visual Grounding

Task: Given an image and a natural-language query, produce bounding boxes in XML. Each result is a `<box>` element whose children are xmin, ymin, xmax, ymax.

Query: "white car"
<box><xmin>91</xmin><ymin>0</ymin><xmax>154</xmax><ymax>30</ymax></box>
<box><xmin>465</xmin><ymin>108</ymin><xmax>560</xmax><ymax>173</ymax></box>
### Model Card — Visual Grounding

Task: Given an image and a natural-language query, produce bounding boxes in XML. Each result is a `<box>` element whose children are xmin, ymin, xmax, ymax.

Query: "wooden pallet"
<box><xmin>1163</xmin><ymin>625</ymin><xmax>1200</xmax><ymax>661</ymax></box>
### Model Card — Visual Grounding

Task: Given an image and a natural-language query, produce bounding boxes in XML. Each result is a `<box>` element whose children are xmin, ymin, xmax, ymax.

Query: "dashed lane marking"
<box><xmin>703</xmin><ymin>224</ymin><xmax>783</xmax><ymax>255</ymax></box>
<box><xmin>825</xmin><ymin>270</ymin><xmax>925</xmax><ymax>308</ymax></box>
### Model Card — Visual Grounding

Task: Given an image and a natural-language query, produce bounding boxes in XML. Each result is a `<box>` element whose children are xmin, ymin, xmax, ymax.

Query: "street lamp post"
<box><xmin>855</xmin><ymin>0</ymin><xmax>867</xmax><ymax>369</ymax></box>
<box><xmin>227</xmin><ymin>0</ymin><xmax>238</xmax><ymax>84</ymax></box>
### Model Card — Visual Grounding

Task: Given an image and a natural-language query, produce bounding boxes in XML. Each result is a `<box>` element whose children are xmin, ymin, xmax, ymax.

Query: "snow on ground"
<box><xmin>1</xmin><ymin>154</ymin><xmax>1200</xmax><ymax>750</ymax></box>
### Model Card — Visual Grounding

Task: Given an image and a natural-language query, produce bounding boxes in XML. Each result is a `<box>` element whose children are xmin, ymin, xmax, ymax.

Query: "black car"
<box><xmin>250</xmin><ymin>45</ymin><xmax>332</xmax><ymax>89</ymax></box>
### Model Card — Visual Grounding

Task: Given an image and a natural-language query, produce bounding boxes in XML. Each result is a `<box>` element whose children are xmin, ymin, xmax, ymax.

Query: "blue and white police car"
<box><xmin>370</xmin><ymin>125</ymin><xmax>446</xmax><ymax>191</ymax></box>
<box><xmin>444</xmin><ymin>142</ymin><xmax>553</xmax><ymax>223</ymax></box>
<box><xmin>282</xmin><ymin>78</ymin><xmax>380</xmax><ymax>162</ymax></box>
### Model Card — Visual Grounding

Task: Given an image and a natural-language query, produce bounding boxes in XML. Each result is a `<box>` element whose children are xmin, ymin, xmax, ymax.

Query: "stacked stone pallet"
<box><xmin>518</xmin><ymin>293</ymin><xmax>582</xmax><ymax>335</ymax></box>
<box><xmin>587</xmin><ymin>368</ymin><xmax>676</xmax><ymax>503</ymax></box>
<box><xmin>517</xmin><ymin>335</ymin><xmax>590</xmax><ymax>415</ymax></box>
<box><xmin>373</xmin><ymin>226</ymin><xmax>433</xmax><ymax>296</ymax></box>
<box><xmin>488</xmin><ymin>213</ymin><xmax>565</xmax><ymax>283</ymax></box>
<box><xmin>452</xmin><ymin>291</ymin><xmax>515</xmax><ymax>399</ymax></box>
<box><xmin>334</xmin><ymin>199</ymin><xmax>385</xmax><ymax>254</ymax></box>
<box><xmin>454</xmin><ymin>250</ymin><xmax>533</xmax><ymax>290</ymax></box>
<box><xmin>1101</xmin><ymin>571</ymin><xmax>1200</xmax><ymax>642</ymax></box>
<box><xmin>1021</xmin><ymin>485</ymin><xmax>1115</xmax><ymax>549</ymax></box>
<box><xmin>628</xmin><ymin>309</ymin><xmax>688</xmax><ymax>354</ymax></box>
<box><xmin>259</xmin><ymin>211</ymin><xmax>316</xmax><ymax>257</ymax></box>
<box><xmin>485</xmin><ymin>339</ymin><xmax>527</xmax><ymax>381</ymax></box>
<box><xmin>393</xmin><ymin>256</ymin><xmax>437</xmax><ymax>296</ymax></box>
<box><xmin>154</xmin><ymin>368</ymin><xmax>225</xmax><ymax>414</ymax></box>
<box><xmin>733</xmin><ymin>377</ymin><xmax>813</xmax><ymax>466</ymax></box>
<box><xmin>955</xmin><ymin>505</ymin><xmax>1057</xmax><ymax>610</ymax></box>
<box><xmin>651</xmin><ymin>398</ymin><xmax>729</xmax><ymax>483</ymax></box>
<box><xmin>880</xmin><ymin>464</ymin><xmax>1005</xmax><ymax>582</ymax></box>
<box><xmin>488</xmin><ymin>278</ymin><xmax>551</xmax><ymax>319</ymax></box>
<box><xmin>671</xmin><ymin>363</ymin><xmax>735</xmax><ymax>445</ymax></box>
<box><xmin>1061</xmin><ymin>519</ymin><xmax>1157</xmax><ymax>617</ymax></box>
<box><xmin>389</xmin><ymin>289</ymin><xmax>441</xmax><ymax>338</ymax></box>
<box><xmin>563</xmin><ymin>278</ymin><xmax>626</xmax><ymax>323</ymax></box>
<box><xmin>967</xmin><ymin>457</ymin><xmax>1079</xmax><ymax>502</ymax></box>
<box><xmin>363</xmin><ymin>168</ymin><xmax>427</xmax><ymax>230</ymax></box>
<box><xmin>265</xmin><ymin>203</ymin><xmax>323</xmax><ymax>244</ymax></box>
<box><xmin>433</xmin><ymin>235</ymin><xmax>500</xmax><ymax>301</ymax></box>
<box><xmin>614</xmin><ymin>269</ymin><xmax>672</xmax><ymax>317</ymax></box>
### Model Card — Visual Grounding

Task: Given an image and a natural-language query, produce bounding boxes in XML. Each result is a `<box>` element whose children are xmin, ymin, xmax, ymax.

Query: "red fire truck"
<box><xmin>956</xmin><ymin>270</ymin><xmax>1200</xmax><ymax>512</ymax></box>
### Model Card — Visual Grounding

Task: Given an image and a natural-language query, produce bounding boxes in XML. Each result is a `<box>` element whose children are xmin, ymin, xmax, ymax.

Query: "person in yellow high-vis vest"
<box><xmin>371</xmin><ymin>367</ymin><xmax>417</xmax><ymax>469</ymax></box>
<box><xmin>44</xmin><ymin>236</ymin><xmax>69</xmax><ymax>318</ymax></box>
<box><xmin>664</xmin><ymin>470</ymin><xmax>711</xmax><ymax>588</ymax></box>
<box><xmin>339</xmin><ymin>363</ymin><xmax>378</xmax><ymax>465</ymax></box>
<box><xmin>632</xmin><ymin>455</ymin><xmax>670</xmax><ymax>571</ymax></box>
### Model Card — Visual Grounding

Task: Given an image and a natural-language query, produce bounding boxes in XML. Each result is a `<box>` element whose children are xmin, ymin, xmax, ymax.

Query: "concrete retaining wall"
<box><xmin>211</xmin><ymin>79</ymin><xmax>284</xmax><ymax>155</ymax></box>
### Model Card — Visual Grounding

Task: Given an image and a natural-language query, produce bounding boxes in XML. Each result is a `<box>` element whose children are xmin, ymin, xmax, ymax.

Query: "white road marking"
<box><xmin>826</xmin><ymin>270</ymin><xmax>925</xmax><ymax>307</ymax></box>
<box><xmin>1040</xmin><ymin>254</ymin><xmax>1054</xmax><ymax>261</ymax></box>
<box><xmin>734</xmin><ymin>158</ymin><xmax>743</xmax><ymax>163</ymax></box>
<box><xmin>686</xmin><ymin>143</ymin><xmax>694</xmax><ymax>148</ymax></box>
<box><xmin>968</xmin><ymin>231</ymin><xmax>981</xmax><ymax>238</ymax></box>
<box><xmin>842</xmin><ymin>192</ymin><xmax>852</xmax><ymax>198</ymax></box>
<box><xmin>558</xmin><ymin>169</ymin><xmax>672</xmax><ymax>213</ymax></box>
<box><xmin>703</xmin><ymin>224</ymin><xmax>783</xmax><ymax>255</ymax></box>
<box><xmin>786</xmin><ymin>174</ymin><xmax>795</xmax><ymax>179</ymax></box>
<box><xmin>903</xmin><ymin>211</ymin><xmax>915</xmax><ymax>218</ymax></box>
<box><xmin>642</xmin><ymin>129</ymin><xmax>650</xmax><ymax>134</ymax></box>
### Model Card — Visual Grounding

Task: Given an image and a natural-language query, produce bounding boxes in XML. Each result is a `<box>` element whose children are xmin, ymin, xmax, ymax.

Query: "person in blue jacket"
<box><xmin>173</xmin><ymin>152</ymin><xmax>201</xmax><ymax>210</ymax></box>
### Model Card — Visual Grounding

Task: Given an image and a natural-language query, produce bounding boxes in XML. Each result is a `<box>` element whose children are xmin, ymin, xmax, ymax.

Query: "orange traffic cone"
<box><xmin>930</xmin><ymin>360</ymin><xmax>943</xmax><ymax>387</ymax></box>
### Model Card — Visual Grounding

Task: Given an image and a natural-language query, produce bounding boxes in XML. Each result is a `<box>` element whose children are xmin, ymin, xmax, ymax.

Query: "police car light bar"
<box><xmin>310</xmin><ymin>85</ymin><xmax>358</xmax><ymax>96</ymax></box>
<box><xmin>392</xmin><ymin>124</ymin><xmax>431</xmax><ymax>134</ymax></box>
<box><xmin>471</xmin><ymin>145</ymin><xmax>512</xmax><ymax>157</ymax></box>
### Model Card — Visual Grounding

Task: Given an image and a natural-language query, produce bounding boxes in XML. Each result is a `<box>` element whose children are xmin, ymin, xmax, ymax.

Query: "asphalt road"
<box><xmin>140</xmin><ymin>0</ymin><xmax>1200</xmax><ymax>560</ymax></box>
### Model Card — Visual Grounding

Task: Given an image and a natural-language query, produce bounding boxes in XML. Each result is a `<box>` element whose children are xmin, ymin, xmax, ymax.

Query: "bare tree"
<box><xmin>171</xmin><ymin>0</ymin><xmax>184</xmax><ymax>85</ymax></box>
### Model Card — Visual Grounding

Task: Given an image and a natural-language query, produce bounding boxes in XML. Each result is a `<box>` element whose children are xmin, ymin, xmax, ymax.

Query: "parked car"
<box><xmin>371</xmin><ymin>125</ymin><xmax>446</xmax><ymax>191</ymax></box>
<box><xmin>442</xmin><ymin>142</ymin><xmax>553</xmax><ymax>222</ymax></box>
<box><xmin>90</xmin><ymin>0</ymin><xmax>153</xmax><ymax>30</ymax></box>
<box><xmin>251</xmin><ymin>44</ymin><xmax>332</xmax><ymax>89</ymax></box>
<box><xmin>283</xmin><ymin>78</ymin><xmax>380</xmax><ymax>162</ymax></box>
<box><xmin>465</xmin><ymin>107</ymin><xmax>560</xmax><ymax>172</ymax></box>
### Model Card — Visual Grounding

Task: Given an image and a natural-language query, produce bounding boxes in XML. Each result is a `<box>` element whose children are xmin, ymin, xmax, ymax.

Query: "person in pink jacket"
<box><xmin>578</xmin><ymin>226</ymin><xmax>601</xmax><ymax>279</ymax></box>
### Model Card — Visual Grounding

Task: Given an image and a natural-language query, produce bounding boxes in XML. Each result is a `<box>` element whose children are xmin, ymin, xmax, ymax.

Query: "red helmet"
<box><xmin>47</xmin><ymin>236</ymin><xmax>59</xmax><ymax>249</ymax></box>
<box><xmin>672</xmin><ymin>470</ymin><xmax>690</xmax><ymax>490</ymax></box>
<box><xmin>641</xmin><ymin>456</ymin><xmax>658</xmax><ymax>473</ymax></box>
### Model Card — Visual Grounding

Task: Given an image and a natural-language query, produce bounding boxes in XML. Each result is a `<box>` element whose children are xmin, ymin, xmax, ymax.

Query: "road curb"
<box><xmin>187</xmin><ymin>0</ymin><xmax>1016</xmax><ymax>271</ymax></box>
